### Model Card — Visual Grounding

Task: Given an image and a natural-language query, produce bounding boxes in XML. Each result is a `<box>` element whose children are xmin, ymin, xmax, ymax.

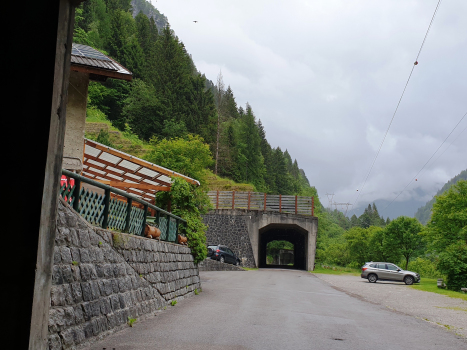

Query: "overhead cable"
<box><xmin>349</xmin><ymin>0</ymin><xmax>443</xmax><ymax>212</ymax></box>
<box><xmin>383</xmin><ymin>110</ymin><xmax>467</xmax><ymax>210</ymax></box>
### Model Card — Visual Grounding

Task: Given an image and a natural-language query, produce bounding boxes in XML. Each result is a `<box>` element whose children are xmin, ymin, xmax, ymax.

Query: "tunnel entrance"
<box><xmin>259</xmin><ymin>224</ymin><xmax>308</xmax><ymax>270</ymax></box>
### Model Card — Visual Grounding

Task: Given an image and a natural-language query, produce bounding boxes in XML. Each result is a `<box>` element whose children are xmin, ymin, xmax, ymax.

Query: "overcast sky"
<box><xmin>151</xmin><ymin>0</ymin><xmax>467</xmax><ymax>217</ymax></box>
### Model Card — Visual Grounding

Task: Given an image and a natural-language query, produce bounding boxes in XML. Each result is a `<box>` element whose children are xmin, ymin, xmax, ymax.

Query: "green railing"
<box><xmin>59</xmin><ymin>169</ymin><xmax>184</xmax><ymax>242</ymax></box>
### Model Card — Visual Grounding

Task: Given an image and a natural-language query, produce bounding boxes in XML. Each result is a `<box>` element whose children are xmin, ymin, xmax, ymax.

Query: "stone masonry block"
<box><xmin>73</xmin><ymin>326</ymin><xmax>86</xmax><ymax>345</ymax></box>
<box><xmin>77</xmin><ymin>229</ymin><xmax>91</xmax><ymax>248</ymax></box>
<box><xmin>70</xmin><ymin>247</ymin><xmax>80</xmax><ymax>263</ymax></box>
<box><xmin>52</xmin><ymin>265</ymin><xmax>63</xmax><ymax>285</ymax></box>
<box><xmin>54</xmin><ymin>246</ymin><xmax>62</xmax><ymax>264</ymax></box>
<box><xmin>48</xmin><ymin>334</ymin><xmax>62</xmax><ymax>350</ymax></box>
<box><xmin>49</xmin><ymin>308</ymin><xmax>65</xmax><ymax>333</ymax></box>
<box><xmin>110</xmin><ymin>295</ymin><xmax>120</xmax><ymax>311</ymax></box>
<box><xmin>61</xmin><ymin>265</ymin><xmax>74</xmax><ymax>284</ymax></box>
<box><xmin>59</xmin><ymin>327</ymin><xmax>75</xmax><ymax>349</ymax></box>
<box><xmin>81</xmin><ymin>282</ymin><xmax>92</xmax><ymax>302</ymax></box>
<box><xmin>79</xmin><ymin>248</ymin><xmax>91</xmax><ymax>263</ymax></box>
<box><xmin>50</xmin><ymin>285</ymin><xmax>66</xmax><ymax>306</ymax></box>
<box><xmin>73</xmin><ymin>305</ymin><xmax>84</xmax><ymax>324</ymax></box>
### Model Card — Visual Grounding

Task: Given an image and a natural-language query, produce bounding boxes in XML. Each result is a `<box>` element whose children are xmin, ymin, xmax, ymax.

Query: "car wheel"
<box><xmin>219</xmin><ymin>256</ymin><xmax>225</xmax><ymax>263</ymax></box>
<box><xmin>368</xmin><ymin>274</ymin><xmax>377</xmax><ymax>283</ymax></box>
<box><xmin>404</xmin><ymin>276</ymin><xmax>414</xmax><ymax>285</ymax></box>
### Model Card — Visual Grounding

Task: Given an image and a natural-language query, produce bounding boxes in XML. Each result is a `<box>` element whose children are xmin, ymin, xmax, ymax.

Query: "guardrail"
<box><xmin>60</xmin><ymin>169</ymin><xmax>185</xmax><ymax>242</ymax></box>
<box><xmin>208</xmin><ymin>191</ymin><xmax>315</xmax><ymax>216</ymax></box>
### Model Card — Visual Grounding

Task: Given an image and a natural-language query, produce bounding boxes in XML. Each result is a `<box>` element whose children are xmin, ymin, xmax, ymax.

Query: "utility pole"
<box><xmin>325</xmin><ymin>193</ymin><xmax>334</xmax><ymax>211</ymax></box>
<box><xmin>332</xmin><ymin>202</ymin><xmax>353</xmax><ymax>217</ymax></box>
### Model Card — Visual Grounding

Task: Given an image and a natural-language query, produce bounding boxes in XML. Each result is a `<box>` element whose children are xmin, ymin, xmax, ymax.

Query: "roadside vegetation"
<box><xmin>411</xmin><ymin>279</ymin><xmax>467</xmax><ymax>301</ymax></box>
<box><xmin>76</xmin><ymin>1</ymin><xmax>466</xmax><ymax>281</ymax></box>
<box><xmin>316</xmin><ymin>180</ymin><xmax>467</xmax><ymax>293</ymax></box>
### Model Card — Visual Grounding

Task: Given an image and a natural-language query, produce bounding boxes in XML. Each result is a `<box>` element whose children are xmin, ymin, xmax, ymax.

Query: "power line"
<box><xmin>349</xmin><ymin>0</ymin><xmax>443</xmax><ymax>212</ymax></box>
<box><xmin>383</xmin><ymin>110</ymin><xmax>467</xmax><ymax>210</ymax></box>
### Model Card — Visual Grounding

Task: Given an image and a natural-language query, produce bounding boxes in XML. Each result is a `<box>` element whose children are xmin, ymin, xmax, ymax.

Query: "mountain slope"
<box><xmin>131</xmin><ymin>0</ymin><xmax>168</xmax><ymax>29</ymax></box>
<box><xmin>414</xmin><ymin>169</ymin><xmax>467</xmax><ymax>224</ymax></box>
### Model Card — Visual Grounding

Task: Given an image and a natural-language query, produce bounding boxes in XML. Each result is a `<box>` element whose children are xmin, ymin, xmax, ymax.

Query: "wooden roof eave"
<box><xmin>71</xmin><ymin>63</ymin><xmax>132</xmax><ymax>81</ymax></box>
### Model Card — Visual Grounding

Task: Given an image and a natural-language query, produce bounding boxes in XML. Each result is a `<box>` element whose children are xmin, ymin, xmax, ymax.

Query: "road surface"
<box><xmin>84</xmin><ymin>269</ymin><xmax>466</xmax><ymax>350</ymax></box>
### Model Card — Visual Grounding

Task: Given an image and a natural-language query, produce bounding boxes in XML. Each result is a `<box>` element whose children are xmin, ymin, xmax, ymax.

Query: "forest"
<box><xmin>75</xmin><ymin>0</ymin><xmax>466</xmax><ymax>290</ymax></box>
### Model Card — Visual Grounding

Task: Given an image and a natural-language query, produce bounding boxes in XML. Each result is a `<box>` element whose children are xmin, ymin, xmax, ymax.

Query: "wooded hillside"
<box><xmin>414</xmin><ymin>169</ymin><xmax>467</xmax><ymax>224</ymax></box>
<box><xmin>75</xmin><ymin>0</ymin><xmax>317</xmax><ymax>198</ymax></box>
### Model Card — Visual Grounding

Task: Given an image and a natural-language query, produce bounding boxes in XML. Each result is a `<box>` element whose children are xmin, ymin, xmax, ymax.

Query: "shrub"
<box><xmin>406</xmin><ymin>257</ymin><xmax>440</xmax><ymax>279</ymax></box>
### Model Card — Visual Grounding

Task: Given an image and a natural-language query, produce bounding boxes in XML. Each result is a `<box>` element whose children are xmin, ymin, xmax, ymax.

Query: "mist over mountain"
<box><xmin>414</xmin><ymin>169</ymin><xmax>467</xmax><ymax>224</ymax></box>
<box><xmin>345</xmin><ymin>169</ymin><xmax>467</xmax><ymax>221</ymax></box>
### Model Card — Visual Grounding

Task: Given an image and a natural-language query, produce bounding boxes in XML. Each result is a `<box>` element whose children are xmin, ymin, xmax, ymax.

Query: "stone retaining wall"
<box><xmin>202</xmin><ymin>212</ymin><xmax>256</xmax><ymax>267</ymax></box>
<box><xmin>198</xmin><ymin>259</ymin><xmax>246</xmax><ymax>271</ymax></box>
<box><xmin>49</xmin><ymin>199</ymin><xmax>201</xmax><ymax>350</ymax></box>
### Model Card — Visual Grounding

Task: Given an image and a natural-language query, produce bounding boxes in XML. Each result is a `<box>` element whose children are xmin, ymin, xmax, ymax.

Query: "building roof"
<box><xmin>71</xmin><ymin>43</ymin><xmax>132</xmax><ymax>81</ymax></box>
<box><xmin>82</xmin><ymin>139</ymin><xmax>200</xmax><ymax>203</ymax></box>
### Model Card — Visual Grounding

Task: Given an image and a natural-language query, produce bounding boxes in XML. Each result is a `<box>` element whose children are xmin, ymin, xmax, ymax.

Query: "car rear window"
<box><xmin>369</xmin><ymin>264</ymin><xmax>376</xmax><ymax>268</ymax></box>
<box><xmin>207</xmin><ymin>246</ymin><xmax>218</xmax><ymax>250</ymax></box>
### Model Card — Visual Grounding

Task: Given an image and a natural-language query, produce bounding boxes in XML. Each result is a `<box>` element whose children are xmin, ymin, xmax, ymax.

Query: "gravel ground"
<box><xmin>313</xmin><ymin>273</ymin><xmax>467</xmax><ymax>339</ymax></box>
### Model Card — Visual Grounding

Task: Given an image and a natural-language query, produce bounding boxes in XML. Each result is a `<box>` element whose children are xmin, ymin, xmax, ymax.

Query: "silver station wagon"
<box><xmin>361</xmin><ymin>262</ymin><xmax>420</xmax><ymax>285</ymax></box>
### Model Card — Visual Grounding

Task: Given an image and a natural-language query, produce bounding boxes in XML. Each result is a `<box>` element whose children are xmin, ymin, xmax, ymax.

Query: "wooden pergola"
<box><xmin>82</xmin><ymin>139</ymin><xmax>199</xmax><ymax>203</ymax></box>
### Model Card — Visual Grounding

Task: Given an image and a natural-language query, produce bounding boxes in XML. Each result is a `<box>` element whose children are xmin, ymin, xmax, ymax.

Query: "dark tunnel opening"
<box><xmin>258</xmin><ymin>224</ymin><xmax>308</xmax><ymax>270</ymax></box>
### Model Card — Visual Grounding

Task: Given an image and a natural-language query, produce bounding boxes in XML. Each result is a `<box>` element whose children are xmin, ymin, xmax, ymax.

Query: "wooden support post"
<box><xmin>216</xmin><ymin>190</ymin><xmax>219</xmax><ymax>209</ymax></box>
<box><xmin>279</xmin><ymin>194</ymin><xmax>282</xmax><ymax>213</ymax></box>
<box><xmin>124</xmin><ymin>198</ymin><xmax>133</xmax><ymax>232</ymax></box>
<box><xmin>312</xmin><ymin>196</ymin><xmax>315</xmax><ymax>216</ymax></box>
<box><xmin>264</xmin><ymin>193</ymin><xmax>267</xmax><ymax>211</ymax></box>
<box><xmin>248</xmin><ymin>192</ymin><xmax>251</xmax><ymax>210</ymax></box>
<box><xmin>141</xmin><ymin>204</ymin><xmax>148</xmax><ymax>236</ymax></box>
<box><xmin>72</xmin><ymin>178</ymin><xmax>81</xmax><ymax>212</ymax></box>
<box><xmin>101</xmin><ymin>188</ymin><xmax>111</xmax><ymax>229</ymax></box>
<box><xmin>232</xmin><ymin>191</ymin><xmax>235</xmax><ymax>209</ymax></box>
<box><xmin>295</xmin><ymin>195</ymin><xmax>298</xmax><ymax>215</ymax></box>
<box><xmin>175</xmin><ymin>219</ymin><xmax>180</xmax><ymax>242</ymax></box>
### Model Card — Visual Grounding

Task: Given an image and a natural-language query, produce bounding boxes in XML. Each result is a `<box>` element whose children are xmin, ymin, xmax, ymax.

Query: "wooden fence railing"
<box><xmin>207</xmin><ymin>191</ymin><xmax>315</xmax><ymax>216</ymax></box>
<box><xmin>60</xmin><ymin>169</ymin><xmax>184</xmax><ymax>241</ymax></box>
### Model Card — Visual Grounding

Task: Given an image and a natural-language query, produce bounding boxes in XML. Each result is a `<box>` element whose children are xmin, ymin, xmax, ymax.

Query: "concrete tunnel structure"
<box><xmin>203</xmin><ymin>210</ymin><xmax>318</xmax><ymax>270</ymax></box>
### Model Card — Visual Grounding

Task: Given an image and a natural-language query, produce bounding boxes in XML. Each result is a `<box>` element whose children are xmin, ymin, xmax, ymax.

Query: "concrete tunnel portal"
<box><xmin>258</xmin><ymin>224</ymin><xmax>308</xmax><ymax>270</ymax></box>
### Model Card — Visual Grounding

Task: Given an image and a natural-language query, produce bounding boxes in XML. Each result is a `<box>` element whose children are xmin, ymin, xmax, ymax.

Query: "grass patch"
<box><xmin>435</xmin><ymin>306</ymin><xmax>467</xmax><ymax>312</ymax></box>
<box><xmin>205</xmin><ymin>171</ymin><xmax>256</xmax><ymax>192</ymax></box>
<box><xmin>243</xmin><ymin>267</ymin><xmax>259</xmax><ymax>271</ymax></box>
<box><xmin>310</xmin><ymin>265</ymin><xmax>360</xmax><ymax>276</ymax></box>
<box><xmin>410</xmin><ymin>278</ymin><xmax>467</xmax><ymax>301</ymax></box>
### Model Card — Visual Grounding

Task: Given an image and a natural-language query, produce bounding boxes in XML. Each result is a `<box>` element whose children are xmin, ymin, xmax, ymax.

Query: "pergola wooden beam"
<box><xmin>93</xmin><ymin>179</ymin><xmax>170</xmax><ymax>191</ymax></box>
<box><xmin>85</xmin><ymin>139</ymin><xmax>199</xmax><ymax>185</ymax></box>
<box><xmin>83</xmin><ymin>155</ymin><xmax>171</xmax><ymax>187</ymax></box>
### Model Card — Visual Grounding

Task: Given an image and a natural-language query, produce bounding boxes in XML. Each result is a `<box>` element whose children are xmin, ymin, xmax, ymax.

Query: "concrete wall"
<box><xmin>63</xmin><ymin>70</ymin><xmax>89</xmax><ymax>171</ymax></box>
<box><xmin>49</xmin><ymin>199</ymin><xmax>201</xmax><ymax>350</ymax></box>
<box><xmin>203</xmin><ymin>209</ymin><xmax>318</xmax><ymax>270</ymax></box>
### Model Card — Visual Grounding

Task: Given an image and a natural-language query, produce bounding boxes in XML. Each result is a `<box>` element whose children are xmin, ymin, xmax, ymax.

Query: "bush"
<box><xmin>437</xmin><ymin>241</ymin><xmax>467</xmax><ymax>291</ymax></box>
<box><xmin>406</xmin><ymin>257</ymin><xmax>440</xmax><ymax>279</ymax></box>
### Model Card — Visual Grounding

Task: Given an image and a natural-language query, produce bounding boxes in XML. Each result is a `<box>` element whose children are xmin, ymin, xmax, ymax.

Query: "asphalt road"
<box><xmin>85</xmin><ymin>269</ymin><xmax>467</xmax><ymax>350</ymax></box>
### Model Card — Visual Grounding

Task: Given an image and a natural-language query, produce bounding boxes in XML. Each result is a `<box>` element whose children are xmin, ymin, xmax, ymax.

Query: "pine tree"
<box><xmin>234</xmin><ymin>104</ymin><xmax>265</xmax><ymax>190</ymax></box>
<box><xmin>257</xmin><ymin>119</ymin><xmax>276</xmax><ymax>193</ymax></box>
<box><xmin>272</xmin><ymin>147</ymin><xmax>293</xmax><ymax>194</ymax></box>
